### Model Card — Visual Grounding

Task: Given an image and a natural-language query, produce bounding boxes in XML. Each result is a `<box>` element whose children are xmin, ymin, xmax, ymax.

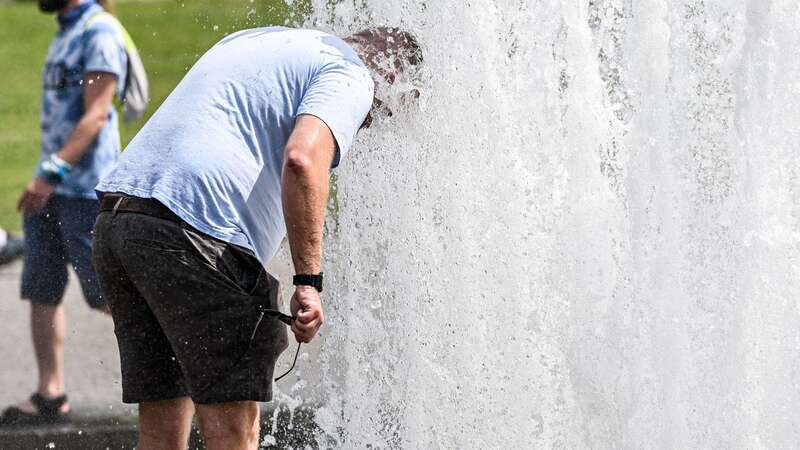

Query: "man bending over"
<box><xmin>93</xmin><ymin>26</ymin><xmax>422</xmax><ymax>450</ymax></box>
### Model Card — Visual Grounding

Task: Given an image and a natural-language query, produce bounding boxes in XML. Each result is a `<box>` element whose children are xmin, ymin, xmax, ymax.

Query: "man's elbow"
<box><xmin>283</xmin><ymin>150</ymin><xmax>314</xmax><ymax>177</ymax></box>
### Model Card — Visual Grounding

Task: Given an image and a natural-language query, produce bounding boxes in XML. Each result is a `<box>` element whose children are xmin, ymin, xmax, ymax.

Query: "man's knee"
<box><xmin>196</xmin><ymin>401</ymin><xmax>260</xmax><ymax>442</ymax></box>
<box><xmin>138</xmin><ymin>397</ymin><xmax>194</xmax><ymax>448</ymax></box>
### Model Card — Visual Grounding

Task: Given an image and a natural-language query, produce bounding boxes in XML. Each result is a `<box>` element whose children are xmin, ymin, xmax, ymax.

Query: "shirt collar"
<box><xmin>57</xmin><ymin>1</ymin><xmax>98</xmax><ymax>31</ymax></box>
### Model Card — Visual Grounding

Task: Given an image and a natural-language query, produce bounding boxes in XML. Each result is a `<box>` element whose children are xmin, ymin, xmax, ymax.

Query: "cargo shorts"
<box><xmin>92</xmin><ymin>195</ymin><xmax>288</xmax><ymax>404</ymax></box>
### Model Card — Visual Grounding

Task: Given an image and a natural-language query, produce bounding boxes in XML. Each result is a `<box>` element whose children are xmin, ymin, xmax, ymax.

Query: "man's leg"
<box><xmin>93</xmin><ymin>210</ymin><xmax>193</xmax><ymax>443</ymax></box>
<box><xmin>195</xmin><ymin>401</ymin><xmax>260</xmax><ymax>450</ymax></box>
<box><xmin>10</xmin><ymin>197</ymin><xmax>70</xmax><ymax>417</ymax></box>
<box><xmin>6</xmin><ymin>196</ymin><xmax>108</xmax><ymax>420</ymax></box>
<box><xmin>9</xmin><ymin>304</ymin><xmax>70</xmax><ymax>416</ymax></box>
<box><xmin>96</xmin><ymin>199</ymin><xmax>285</xmax><ymax>449</ymax></box>
<box><xmin>137</xmin><ymin>397</ymin><xmax>195</xmax><ymax>450</ymax></box>
<box><xmin>61</xmin><ymin>197</ymin><xmax>107</xmax><ymax>312</ymax></box>
<box><xmin>31</xmin><ymin>304</ymin><xmax>68</xmax><ymax>412</ymax></box>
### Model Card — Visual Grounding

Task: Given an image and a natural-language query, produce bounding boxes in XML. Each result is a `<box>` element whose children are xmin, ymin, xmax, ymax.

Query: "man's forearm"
<box><xmin>281</xmin><ymin>114</ymin><xmax>337</xmax><ymax>276</ymax></box>
<box><xmin>56</xmin><ymin>111</ymin><xmax>108</xmax><ymax>166</ymax></box>
<box><xmin>282</xmin><ymin>156</ymin><xmax>330</xmax><ymax>274</ymax></box>
<box><xmin>55</xmin><ymin>72</ymin><xmax>117</xmax><ymax>167</ymax></box>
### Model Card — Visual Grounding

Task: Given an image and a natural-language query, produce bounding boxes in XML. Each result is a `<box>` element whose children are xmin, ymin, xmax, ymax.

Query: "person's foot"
<box><xmin>11</xmin><ymin>395</ymin><xmax>71</xmax><ymax>415</ymax></box>
<box><xmin>0</xmin><ymin>393</ymin><xmax>70</xmax><ymax>427</ymax></box>
<box><xmin>0</xmin><ymin>234</ymin><xmax>24</xmax><ymax>267</ymax></box>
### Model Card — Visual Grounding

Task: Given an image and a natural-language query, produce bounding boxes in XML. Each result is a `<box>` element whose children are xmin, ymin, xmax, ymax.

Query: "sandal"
<box><xmin>0</xmin><ymin>393</ymin><xmax>70</xmax><ymax>427</ymax></box>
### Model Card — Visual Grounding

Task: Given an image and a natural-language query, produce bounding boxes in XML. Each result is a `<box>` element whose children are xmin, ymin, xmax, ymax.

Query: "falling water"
<box><xmin>276</xmin><ymin>1</ymin><xmax>800</xmax><ymax>447</ymax></box>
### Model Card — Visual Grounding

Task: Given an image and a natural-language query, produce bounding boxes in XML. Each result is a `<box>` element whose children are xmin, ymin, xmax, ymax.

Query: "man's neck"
<box><xmin>59</xmin><ymin>0</ymin><xmax>85</xmax><ymax>16</ymax></box>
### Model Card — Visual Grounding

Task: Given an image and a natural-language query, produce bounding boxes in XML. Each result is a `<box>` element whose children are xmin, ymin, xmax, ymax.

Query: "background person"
<box><xmin>0</xmin><ymin>0</ymin><xmax>127</xmax><ymax>426</ymax></box>
<box><xmin>92</xmin><ymin>26</ymin><xmax>421</xmax><ymax>450</ymax></box>
<box><xmin>0</xmin><ymin>228</ymin><xmax>25</xmax><ymax>267</ymax></box>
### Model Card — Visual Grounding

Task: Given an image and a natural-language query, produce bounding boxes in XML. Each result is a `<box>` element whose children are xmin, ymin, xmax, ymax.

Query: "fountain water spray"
<box><xmin>276</xmin><ymin>1</ymin><xmax>800</xmax><ymax>447</ymax></box>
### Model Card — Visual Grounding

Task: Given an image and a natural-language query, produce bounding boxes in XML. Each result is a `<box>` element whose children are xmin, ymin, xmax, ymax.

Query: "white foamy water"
<box><xmin>279</xmin><ymin>1</ymin><xmax>800</xmax><ymax>448</ymax></box>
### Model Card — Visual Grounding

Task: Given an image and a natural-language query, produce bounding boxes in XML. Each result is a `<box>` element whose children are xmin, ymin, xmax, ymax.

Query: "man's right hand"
<box><xmin>289</xmin><ymin>286</ymin><xmax>324</xmax><ymax>343</ymax></box>
<box><xmin>17</xmin><ymin>177</ymin><xmax>55</xmax><ymax>217</ymax></box>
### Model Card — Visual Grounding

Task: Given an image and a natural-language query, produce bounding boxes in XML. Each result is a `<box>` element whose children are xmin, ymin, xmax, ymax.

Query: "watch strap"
<box><xmin>293</xmin><ymin>273</ymin><xmax>323</xmax><ymax>292</ymax></box>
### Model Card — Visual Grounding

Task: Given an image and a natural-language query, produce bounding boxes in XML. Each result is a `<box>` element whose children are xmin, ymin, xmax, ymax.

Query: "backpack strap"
<box><xmin>84</xmin><ymin>10</ymin><xmax>149</xmax><ymax>122</ymax></box>
<box><xmin>85</xmin><ymin>11</ymin><xmax>137</xmax><ymax>53</ymax></box>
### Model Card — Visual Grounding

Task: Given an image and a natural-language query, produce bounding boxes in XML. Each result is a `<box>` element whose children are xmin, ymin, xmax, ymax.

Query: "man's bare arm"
<box><xmin>282</xmin><ymin>114</ymin><xmax>337</xmax><ymax>274</ymax></box>
<box><xmin>281</xmin><ymin>114</ymin><xmax>336</xmax><ymax>342</ymax></box>
<box><xmin>58</xmin><ymin>71</ymin><xmax>118</xmax><ymax>165</ymax></box>
<box><xmin>18</xmin><ymin>72</ymin><xmax>117</xmax><ymax>215</ymax></box>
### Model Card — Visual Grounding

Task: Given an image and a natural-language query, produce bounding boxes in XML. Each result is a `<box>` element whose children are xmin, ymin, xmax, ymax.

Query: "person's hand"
<box><xmin>289</xmin><ymin>285</ymin><xmax>324</xmax><ymax>343</ymax></box>
<box><xmin>17</xmin><ymin>177</ymin><xmax>55</xmax><ymax>216</ymax></box>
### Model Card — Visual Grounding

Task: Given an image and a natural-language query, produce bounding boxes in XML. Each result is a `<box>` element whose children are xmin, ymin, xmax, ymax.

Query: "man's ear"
<box><xmin>372</xmin><ymin>97</ymin><xmax>392</xmax><ymax>117</ymax></box>
<box><xmin>360</xmin><ymin>111</ymin><xmax>373</xmax><ymax>130</ymax></box>
<box><xmin>360</xmin><ymin>96</ymin><xmax>391</xmax><ymax>130</ymax></box>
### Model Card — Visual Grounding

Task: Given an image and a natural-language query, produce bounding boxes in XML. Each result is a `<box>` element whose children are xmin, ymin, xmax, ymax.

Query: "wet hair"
<box><xmin>346</xmin><ymin>27</ymin><xmax>423</xmax><ymax>130</ymax></box>
<box><xmin>345</xmin><ymin>27</ymin><xmax>423</xmax><ymax>73</ymax></box>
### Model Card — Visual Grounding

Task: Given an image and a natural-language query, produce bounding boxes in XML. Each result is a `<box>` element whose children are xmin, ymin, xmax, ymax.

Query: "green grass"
<box><xmin>0</xmin><ymin>0</ymin><xmax>301</xmax><ymax>232</ymax></box>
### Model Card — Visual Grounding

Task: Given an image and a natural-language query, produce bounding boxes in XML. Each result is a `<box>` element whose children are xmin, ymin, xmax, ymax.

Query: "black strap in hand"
<box><xmin>274</xmin><ymin>343</ymin><xmax>301</xmax><ymax>382</ymax></box>
<box><xmin>259</xmin><ymin>308</ymin><xmax>301</xmax><ymax>382</ymax></box>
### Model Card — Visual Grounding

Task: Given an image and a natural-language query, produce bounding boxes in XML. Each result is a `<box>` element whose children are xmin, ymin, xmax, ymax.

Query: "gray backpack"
<box><xmin>86</xmin><ymin>12</ymin><xmax>149</xmax><ymax>122</ymax></box>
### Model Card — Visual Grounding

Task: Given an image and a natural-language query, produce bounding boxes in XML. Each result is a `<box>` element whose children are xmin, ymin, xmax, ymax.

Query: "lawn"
<box><xmin>0</xmin><ymin>0</ymin><xmax>304</xmax><ymax>232</ymax></box>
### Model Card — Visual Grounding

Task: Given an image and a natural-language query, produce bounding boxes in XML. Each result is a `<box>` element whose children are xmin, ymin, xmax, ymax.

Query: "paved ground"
<box><xmin>0</xmin><ymin>245</ymin><xmax>298</xmax><ymax>417</ymax></box>
<box><xmin>0</xmin><ymin>259</ymin><xmax>132</xmax><ymax>416</ymax></box>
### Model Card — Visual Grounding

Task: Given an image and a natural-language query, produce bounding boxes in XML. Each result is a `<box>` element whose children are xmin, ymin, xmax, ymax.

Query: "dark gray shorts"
<box><xmin>92</xmin><ymin>197</ymin><xmax>288</xmax><ymax>404</ymax></box>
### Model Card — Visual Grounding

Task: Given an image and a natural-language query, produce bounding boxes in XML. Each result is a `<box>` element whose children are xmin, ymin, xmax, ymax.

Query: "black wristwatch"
<box><xmin>293</xmin><ymin>273</ymin><xmax>323</xmax><ymax>292</ymax></box>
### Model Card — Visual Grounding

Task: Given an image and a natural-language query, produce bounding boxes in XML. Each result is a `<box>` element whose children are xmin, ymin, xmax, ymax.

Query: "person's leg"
<box><xmin>8</xmin><ymin>304</ymin><xmax>70</xmax><ymax>416</ymax></box>
<box><xmin>195</xmin><ymin>401</ymin><xmax>260</xmax><ymax>450</ymax></box>
<box><xmin>137</xmin><ymin>397</ymin><xmax>195</xmax><ymax>450</ymax></box>
<box><xmin>97</xmin><ymin>198</ymin><xmax>285</xmax><ymax>447</ymax></box>
<box><xmin>60</xmin><ymin>197</ymin><xmax>107</xmax><ymax>312</ymax></box>
<box><xmin>10</xmin><ymin>197</ymin><xmax>70</xmax><ymax>416</ymax></box>
<box><xmin>31</xmin><ymin>304</ymin><xmax>68</xmax><ymax>409</ymax></box>
<box><xmin>93</xmin><ymin>209</ymin><xmax>193</xmax><ymax>444</ymax></box>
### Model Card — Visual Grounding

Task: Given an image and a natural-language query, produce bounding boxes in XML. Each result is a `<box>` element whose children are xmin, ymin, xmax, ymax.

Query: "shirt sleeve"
<box><xmin>296</xmin><ymin>61</ymin><xmax>375</xmax><ymax>168</ymax></box>
<box><xmin>82</xmin><ymin>21</ymin><xmax>127</xmax><ymax>95</ymax></box>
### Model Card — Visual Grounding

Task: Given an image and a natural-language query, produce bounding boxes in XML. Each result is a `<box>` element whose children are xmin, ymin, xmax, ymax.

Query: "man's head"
<box><xmin>38</xmin><ymin>0</ymin><xmax>71</xmax><ymax>13</ymax></box>
<box><xmin>344</xmin><ymin>27</ymin><xmax>423</xmax><ymax>128</ymax></box>
<box><xmin>39</xmin><ymin>0</ymin><xmax>113</xmax><ymax>15</ymax></box>
<box><xmin>344</xmin><ymin>27</ymin><xmax>423</xmax><ymax>82</ymax></box>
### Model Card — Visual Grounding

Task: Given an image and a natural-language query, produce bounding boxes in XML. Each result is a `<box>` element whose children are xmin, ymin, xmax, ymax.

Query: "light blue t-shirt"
<box><xmin>97</xmin><ymin>27</ymin><xmax>374</xmax><ymax>265</ymax></box>
<box><xmin>41</xmin><ymin>0</ymin><xmax>127</xmax><ymax>199</ymax></box>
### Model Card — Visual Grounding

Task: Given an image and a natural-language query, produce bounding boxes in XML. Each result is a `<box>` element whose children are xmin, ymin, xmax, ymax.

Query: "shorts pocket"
<box><xmin>123</xmin><ymin>238</ymin><xmax>194</xmax><ymax>271</ymax></box>
<box><xmin>217</xmin><ymin>246</ymin><xmax>266</xmax><ymax>296</ymax></box>
<box><xmin>124</xmin><ymin>238</ymin><xmax>186</xmax><ymax>253</ymax></box>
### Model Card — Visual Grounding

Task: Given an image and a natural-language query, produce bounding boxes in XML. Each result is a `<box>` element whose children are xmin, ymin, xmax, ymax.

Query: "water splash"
<box><xmin>282</xmin><ymin>0</ymin><xmax>800</xmax><ymax>447</ymax></box>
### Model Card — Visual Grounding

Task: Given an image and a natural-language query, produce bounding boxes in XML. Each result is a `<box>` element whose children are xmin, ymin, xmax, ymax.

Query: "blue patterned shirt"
<box><xmin>39</xmin><ymin>1</ymin><xmax>127</xmax><ymax>198</ymax></box>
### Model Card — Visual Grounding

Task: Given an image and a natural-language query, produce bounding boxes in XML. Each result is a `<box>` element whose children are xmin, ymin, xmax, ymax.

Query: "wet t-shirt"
<box><xmin>96</xmin><ymin>27</ymin><xmax>374</xmax><ymax>265</ymax></box>
<box><xmin>41</xmin><ymin>1</ymin><xmax>127</xmax><ymax>198</ymax></box>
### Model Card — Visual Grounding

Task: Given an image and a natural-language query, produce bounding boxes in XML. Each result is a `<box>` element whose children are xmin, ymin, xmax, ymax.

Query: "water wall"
<box><xmin>277</xmin><ymin>1</ymin><xmax>800</xmax><ymax>447</ymax></box>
